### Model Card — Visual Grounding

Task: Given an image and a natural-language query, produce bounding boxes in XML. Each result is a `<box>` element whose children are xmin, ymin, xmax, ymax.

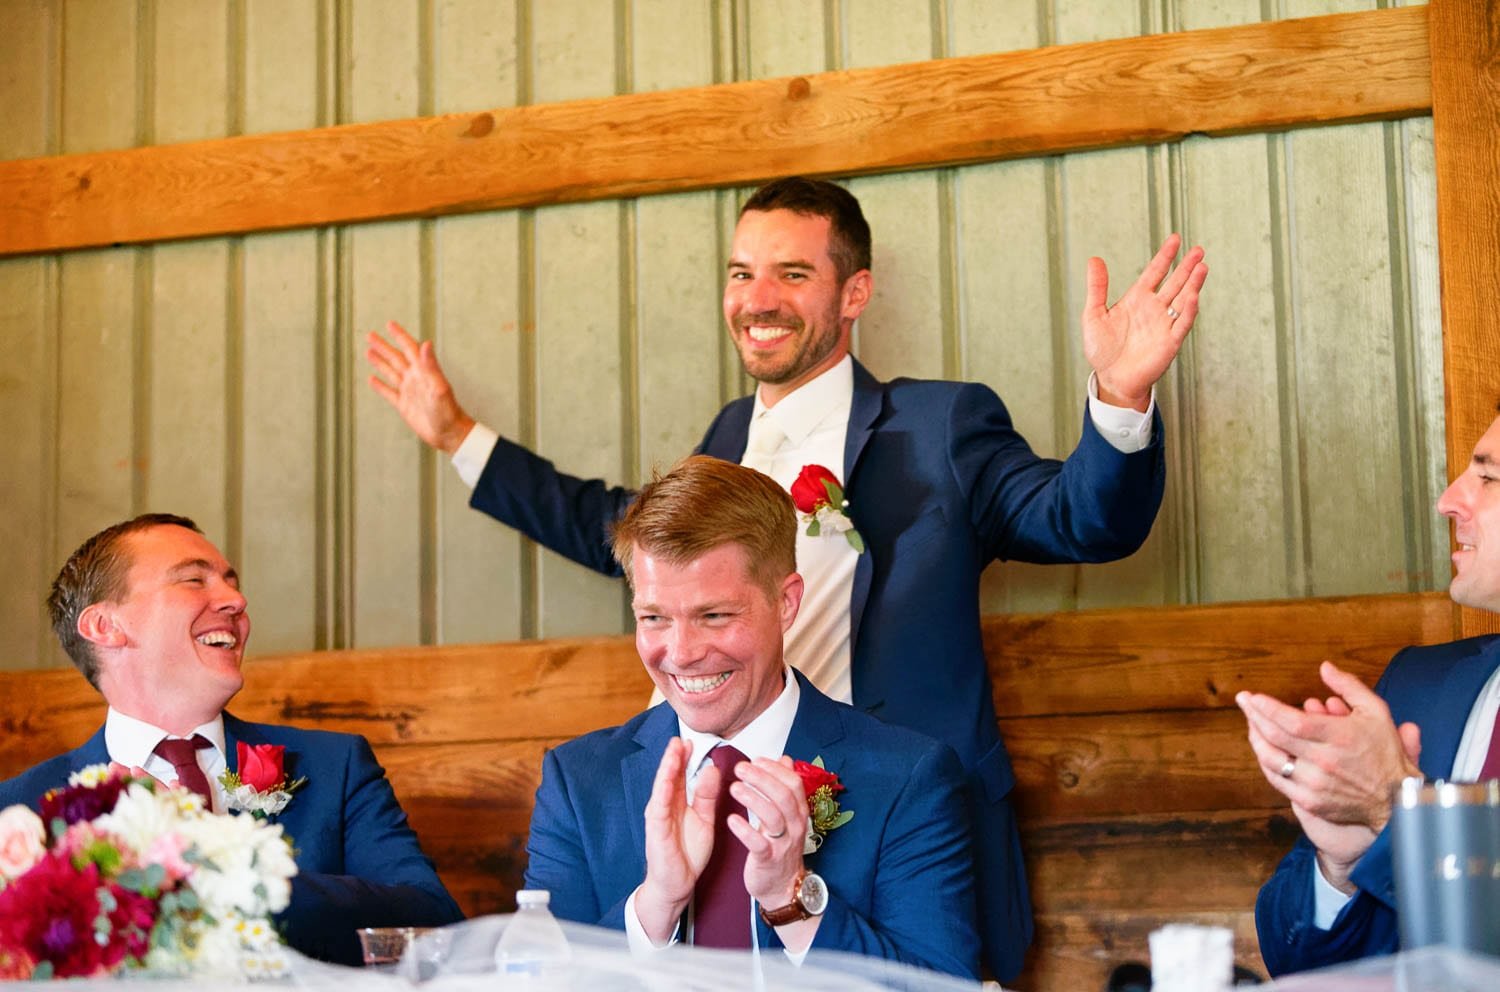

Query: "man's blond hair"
<box><xmin>611</xmin><ymin>455</ymin><xmax>796</xmax><ymax>597</ymax></box>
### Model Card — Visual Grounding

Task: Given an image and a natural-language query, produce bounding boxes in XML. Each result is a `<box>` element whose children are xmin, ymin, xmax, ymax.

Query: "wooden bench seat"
<box><xmin>0</xmin><ymin>590</ymin><xmax>1453</xmax><ymax>990</ymax></box>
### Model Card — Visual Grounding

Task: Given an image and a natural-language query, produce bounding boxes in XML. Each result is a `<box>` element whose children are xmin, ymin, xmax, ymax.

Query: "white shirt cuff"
<box><xmin>1311</xmin><ymin>857</ymin><xmax>1355</xmax><ymax>930</ymax></box>
<box><xmin>624</xmin><ymin>888</ymin><xmax>677</xmax><ymax>954</ymax></box>
<box><xmin>452</xmin><ymin>422</ymin><xmax>500</xmax><ymax>489</ymax></box>
<box><xmin>1086</xmin><ymin>372</ymin><xmax>1154</xmax><ymax>453</ymax></box>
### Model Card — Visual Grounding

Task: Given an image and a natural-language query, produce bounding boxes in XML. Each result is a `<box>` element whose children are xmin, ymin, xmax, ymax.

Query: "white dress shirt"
<box><xmin>453</xmin><ymin>358</ymin><xmax>1155</xmax><ymax>708</ymax></box>
<box><xmin>623</xmin><ymin>668</ymin><xmax>808</xmax><ymax>961</ymax></box>
<box><xmin>103</xmin><ymin>707</ymin><xmax>229</xmax><ymax>813</ymax></box>
<box><xmin>1312</xmin><ymin>662</ymin><xmax>1500</xmax><ymax>927</ymax></box>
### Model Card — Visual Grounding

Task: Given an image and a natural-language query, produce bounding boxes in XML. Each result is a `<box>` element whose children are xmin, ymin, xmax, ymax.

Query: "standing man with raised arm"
<box><xmin>1239</xmin><ymin>408</ymin><xmax>1500</xmax><ymax>975</ymax></box>
<box><xmin>366</xmin><ymin>176</ymin><xmax>1208</xmax><ymax>980</ymax></box>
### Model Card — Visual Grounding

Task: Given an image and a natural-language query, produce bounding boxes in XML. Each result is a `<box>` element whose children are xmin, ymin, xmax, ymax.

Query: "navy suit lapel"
<box><xmin>1424</xmin><ymin>641</ymin><xmax>1500</xmax><ymax>777</ymax></box>
<box><xmin>700</xmin><ymin>398</ymin><xmax>754</xmax><ymax>463</ymax></box>
<box><xmin>624</xmin><ymin>704</ymin><xmax>681</xmax><ymax>861</ymax></box>
<box><xmin>844</xmin><ymin>360</ymin><xmax>884</xmax><ymax>664</ymax></box>
<box><xmin>71</xmin><ymin>727</ymin><xmax>111</xmax><ymax>771</ymax></box>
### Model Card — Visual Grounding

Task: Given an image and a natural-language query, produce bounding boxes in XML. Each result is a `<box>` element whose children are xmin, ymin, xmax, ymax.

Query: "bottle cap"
<box><xmin>515</xmin><ymin>889</ymin><xmax>551</xmax><ymax>908</ymax></box>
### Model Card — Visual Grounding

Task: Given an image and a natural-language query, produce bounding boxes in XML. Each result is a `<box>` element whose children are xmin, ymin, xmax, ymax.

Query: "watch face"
<box><xmin>798</xmin><ymin>872</ymin><xmax>828</xmax><ymax>915</ymax></box>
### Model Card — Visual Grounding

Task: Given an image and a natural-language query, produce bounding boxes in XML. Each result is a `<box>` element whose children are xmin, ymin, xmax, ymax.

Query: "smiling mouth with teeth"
<box><xmin>673</xmin><ymin>672</ymin><xmax>730</xmax><ymax>694</ymax></box>
<box><xmin>196</xmin><ymin>631</ymin><xmax>238</xmax><ymax>649</ymax></box>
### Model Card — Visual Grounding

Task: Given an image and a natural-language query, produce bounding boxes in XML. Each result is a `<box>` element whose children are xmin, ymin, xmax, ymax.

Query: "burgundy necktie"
<box><xmin>153</xmin><ymin>735</ymin><xmax>214</xmax><ymax>803</ymax></box>
<box><xmin>693</xmin><ymin>744</ymin><xmax>751</xmax><ymax>948</ymax></box>
<box><xmin>1480</xmin><ymin>709</ymin><xmax>1500</xmax><ymax>780</ymax></box>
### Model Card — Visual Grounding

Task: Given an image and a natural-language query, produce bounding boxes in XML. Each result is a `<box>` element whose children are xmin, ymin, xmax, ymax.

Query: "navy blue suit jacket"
<box><xmin>1256</xmin><ymin>634</ymin><xmax>1500</xmax><ymax>976</ymax></box>
<box><xmin>474</xmin><ymin>359</ymin><xmax>1165</xmax><ymax>978</ymax></box>
<box><xmin>523</xmin><ymin>671</ymin><xmax>980</xmax><ymax>978</ymax></box>
<box><xmin>0</xmin><ymin>713</ymin><xmax>464</xmax><ymax>966</ymax></box>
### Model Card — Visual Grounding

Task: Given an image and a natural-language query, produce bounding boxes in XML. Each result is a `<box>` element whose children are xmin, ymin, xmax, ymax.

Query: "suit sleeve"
<box><xmin>808</xmin><ymin>742</ymin><xmax>981</xmax><ymax>979</ymax></box>
<box><xmin>947</xmin><ymin>382</ymin><xmax>1165</xmax><ymax>565</ymax></box>
<box><xmin>524</xmin><ymin>748</ymin><xmax>632</xmax><ymax>930</ymax></box>
<box><xmin>278</xmin><ymin>737</ymin><xmax>464</xmax><ymax>966</ymax></box>
<box><xmin>1255</xmin><ymin>655</ymin><xmax>1407</xmax><ymax>977</ymax></box>
<box><xmin>1255</xmin><ymin>832</ymin><xmax>1398</xmax><ymax>976</ymax></box>
<box><xmin>468</xmin><ymin>435</ymin><xmax>634</xmax><ymax>577</ymax></box>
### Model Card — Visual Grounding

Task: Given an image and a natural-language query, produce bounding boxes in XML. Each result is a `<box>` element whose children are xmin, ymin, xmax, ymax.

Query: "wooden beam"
<box><xmin>1431</xmin><ymin>0</ymin><xmax>1500</xmax><ymax>639</ymax></box>
<box><xmin>0</xmin><ymin>7</ymin><xmax>1429</xmax><ymax>257</ymax></box>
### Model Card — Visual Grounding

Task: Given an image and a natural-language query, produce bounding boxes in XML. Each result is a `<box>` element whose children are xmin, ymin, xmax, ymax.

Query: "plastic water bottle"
<box><xmin>495</xmin><ymin>890</ymin><xmax>572</xmax><ymax>986</ymax></box>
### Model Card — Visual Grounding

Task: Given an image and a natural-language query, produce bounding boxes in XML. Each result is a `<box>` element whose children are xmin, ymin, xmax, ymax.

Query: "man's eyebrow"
<box><xmin>168</xmin><ymin>558</ymin><xmax>239</xmax><ymax>583</ymax></box>
<box><xmin>1474</xmin><ymin>453</ymin><xmax>1496</xmax><ymax>467</ymax></box>
<box><xmin>726</xmin><ymin>258</ymin><xmax>817</xmax><ymax>272</ymax></box>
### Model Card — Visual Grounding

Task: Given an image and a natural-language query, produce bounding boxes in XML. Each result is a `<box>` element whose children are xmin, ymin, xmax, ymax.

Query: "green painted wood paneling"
<box><xmin>0</xmin><ymin>1</ymin><xmax>59</xmax><ymax>667</ymax></box>
<box><xmin>431</xmin><ymin>0</ymin><xmax>528</xmax><ymax>644</ymax></box>
<box><xmin>0</xmin><ymin>0</ymin><xmax>1447</xmax><ymax>670</ymax></box>
<box><xmin>238</xmin><ymin>0</ymin><xmax>331</xmax><ymax>654</ymax></box>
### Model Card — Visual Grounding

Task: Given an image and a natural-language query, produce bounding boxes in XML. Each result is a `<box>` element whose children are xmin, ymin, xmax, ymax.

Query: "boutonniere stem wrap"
<box><xmin>217</xmin><ymin>744</ymin><xmax>307</xmax><ymax>820</ymax></box>
<box><xmin>789</xmin><ymin>465</ymin><xmax>866</xmax><ymax>554</ymax></box>
<box><xmin>793</xmin><ymin>756</ymin><xmax>854</xmax><ymax>855</ymax></box>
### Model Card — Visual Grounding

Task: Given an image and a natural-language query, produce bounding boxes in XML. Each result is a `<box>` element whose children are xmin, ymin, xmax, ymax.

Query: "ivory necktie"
<box><xmin>693</xmin><ymin>744</ymin><xmax>751</xmax><ymax>948</ymax></box>
<box><xmin>153</xmin><ymin>735</ymin><xmax>214</xmax><ymax>803</ymax></box>
<box><xmin>741</xmin><ymin>420</ymin><xmax>787</xmax><ymax>477</ymax></box>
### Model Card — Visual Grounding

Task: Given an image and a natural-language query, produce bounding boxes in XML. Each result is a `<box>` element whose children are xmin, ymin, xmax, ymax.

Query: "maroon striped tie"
<box><xmin>153</xmin><ymin>735</ymin><xmax>214</xmax><ymax>803</ymax></box>
<box><xmin>693</xmin><ymin>744</ymin><xmax>751</xmax><ymax>948</ymax></box>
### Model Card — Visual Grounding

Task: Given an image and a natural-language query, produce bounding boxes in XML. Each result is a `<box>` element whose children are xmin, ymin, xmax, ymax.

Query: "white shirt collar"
<box><xmin>750</xmin><ymin>354</ymin><xmax>854</xmax><ymax>448</ymax></box>
<box><xmin>104</xmin><ymin>707</ymin><xmax>228</xmax><ymax>769</ymax></box>
<box><xmin>677</xmin><ymin>667</ymin><xmax>801</xmax><ymax>774</ymax></box>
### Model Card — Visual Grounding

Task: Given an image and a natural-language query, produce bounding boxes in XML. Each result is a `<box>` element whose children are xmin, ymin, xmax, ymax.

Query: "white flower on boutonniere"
<box><xmin>217</xmin><ymin>742</ymin><xmax>307</xmax><ymax>820</ymax></box>
<box><xmin>789</xmin><ymin>465</ymin><xmax>866</xmax><ymax>554</ymax></box>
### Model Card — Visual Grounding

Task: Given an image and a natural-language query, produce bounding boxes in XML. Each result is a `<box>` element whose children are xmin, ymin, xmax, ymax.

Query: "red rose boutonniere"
<box><xmin>793</xmin><ymin>756</ymin><xmax>854</xmax><ymax>854</ymax></box>
<box><xmin>789</xmin><ymin>465</ymin><xmax>866</xmax><ymax>554</ymax></box>
<box><xmin>217</xmin><ymin>744</ymin><xmax>307</xmax><ymax>820</ymax></box>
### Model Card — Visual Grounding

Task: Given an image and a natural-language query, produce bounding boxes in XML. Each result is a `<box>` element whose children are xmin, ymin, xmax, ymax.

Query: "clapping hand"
<box><xmin>636</xmin><ymin>738</ymin><xmax>721</xmax><ymax>944</ymax></box>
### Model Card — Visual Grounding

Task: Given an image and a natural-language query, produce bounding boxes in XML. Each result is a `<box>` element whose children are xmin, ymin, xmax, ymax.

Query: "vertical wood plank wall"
<box><xmin>0</xmin><ymin>0</ymin><xmax>1445</xmax><ymax>669</ymax></box>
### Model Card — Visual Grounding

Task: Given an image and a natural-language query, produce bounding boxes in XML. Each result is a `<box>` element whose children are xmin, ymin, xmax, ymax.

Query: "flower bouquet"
<box><xmin>0</xmin><ymin>764</ymin><xmax>297</xmax><ymax>980</ymax></box>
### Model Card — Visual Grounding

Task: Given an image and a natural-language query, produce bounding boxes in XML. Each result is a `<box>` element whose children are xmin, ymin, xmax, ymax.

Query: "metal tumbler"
<box><xmin>1390</xmin><ymin>778</ymin><xmax>1500</xmax><ymax>955</ymax></box>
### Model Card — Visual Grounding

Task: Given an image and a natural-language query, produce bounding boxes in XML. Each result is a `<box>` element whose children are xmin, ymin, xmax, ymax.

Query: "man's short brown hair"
<box><xmin>741</xmin><ymin>176</ymin><xmax>872</xmax><ymax>283</ymax></box>
<box><xmin>611</xmin><ymin>456</ymin><xmax>796</xmax><ymax>597</ymax></box>
<box><xmin>48</xmin><ymin>513</ymin><xmax>201</xmax><ymax>689</ymax></box>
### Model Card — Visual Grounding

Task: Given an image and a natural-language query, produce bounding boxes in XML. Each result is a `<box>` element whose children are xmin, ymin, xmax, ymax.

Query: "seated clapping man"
<box><xmin>0</xmin><ymin>514</ymin><xmax>464</xmax><ymax>965</ymax></box>
<box><xmin>523</xmin><ymin>456</ymin><xmax>979</xmax><ymax>977</ymax></box>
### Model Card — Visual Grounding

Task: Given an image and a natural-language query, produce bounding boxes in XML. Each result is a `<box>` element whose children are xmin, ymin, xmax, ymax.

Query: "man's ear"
<box><xmin>778</xmin><ymin>572</ymin><xmax>805</xmax><ymax>633</ymax></box>
<box><xmin>77</xmin><ymin>603</ymin><xmax>127</xmax><ymax>649</ymax></box>
<box><xmin>840</xmin><ymin>269</ymin><xmax>873</xmax><ymax>322</ymax></box>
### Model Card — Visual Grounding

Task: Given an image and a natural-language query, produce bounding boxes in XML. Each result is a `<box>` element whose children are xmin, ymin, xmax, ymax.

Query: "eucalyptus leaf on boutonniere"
<box><xmin>217</xmin><ymin>744</ymin><xmax>306</xmax><ymax>820</ymax></box>
<box><xmin>789</xmin><ymin>465</ymin><xmax>866</xmax><ymax>554</ymax></box>
<box><xmin>793</xmin><ymin>756</ymin><xmax>853</xmax><ymax>854</ymax></box>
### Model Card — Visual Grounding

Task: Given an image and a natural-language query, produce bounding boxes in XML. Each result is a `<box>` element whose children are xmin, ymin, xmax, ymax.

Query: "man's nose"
<box><xmin>742</xmin><ymin>274</ymin><xmax>781</xmax><ymax>314</ymax></box>
<box><xmin>1436</xmin><ymin>477</ymin><xmax>1467</xmax><ymax>519</ymax></box>
<box><xmin>215</xmin><ymin>582</ymin><xmax>247</xmax><ymax>614</ymax></box>
<box><xmin>666</xmin><ymin>625</ymin><xmax>707</xmax><ymax>665</ymax></box>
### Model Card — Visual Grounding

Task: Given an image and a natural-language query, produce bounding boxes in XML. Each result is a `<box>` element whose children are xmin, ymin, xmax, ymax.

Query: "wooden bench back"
<box><xmin>0</xmin><ymin>591</ymin><xmax>1454</xmax><ymax>990</ymax></box>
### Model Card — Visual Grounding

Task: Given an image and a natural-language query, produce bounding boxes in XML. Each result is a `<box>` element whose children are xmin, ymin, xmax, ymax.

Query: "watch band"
<box><xmin>758</xmin><ymin>869</ymin><xmax>815</xmax><ymax>927</ymax></box>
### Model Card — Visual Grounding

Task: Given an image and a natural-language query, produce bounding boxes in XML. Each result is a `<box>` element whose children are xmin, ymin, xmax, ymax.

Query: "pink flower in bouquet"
<box><xmin>0</xmin><ymin>806</ymin><xmax>45</xmax><ymax>882</ymax></box>
<box><xmin>237</xmin><ymin>743</ymin><xmax>286</xmax><ymax>792</ymax></box>
<box><xmin>143</xmin><ymin>832</ymin><xmax>193</xmax><ymax>883</ymax></box>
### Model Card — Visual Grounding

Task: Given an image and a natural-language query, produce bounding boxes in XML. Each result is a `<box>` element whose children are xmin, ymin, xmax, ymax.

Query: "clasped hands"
<box><xmin>634</xmin><ymin>738</ymin><xmax>814</xmax><ymax>948</ymax></box>
<box><xmin>1236</xmin><ymin>662</ymin><xmax>1422</xmax><ymax>892</ymax></box>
